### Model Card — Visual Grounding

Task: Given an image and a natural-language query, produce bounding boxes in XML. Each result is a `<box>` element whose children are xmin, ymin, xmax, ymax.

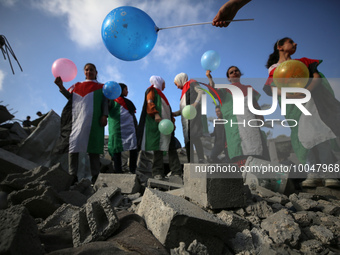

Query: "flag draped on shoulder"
<box><xmin>219</xmin><ymin>82</ymin><xmax>265</xmax><ymax>160</ymax></box>
<box><xmin>264</xmin><ymin>58</ymin><xmax>340</xmax><ymax>163</ymax></box>
<box><xmin>108</xmin><ymin>96</ymin><xmax>137</xmax><ymax>155</ymax></box>
<box><xmin>138</xmin><ymin>86</ymin><xmax>172</xmax><ymax>151</ymax></box>
<box><xmin>180</xmin><ymin>79</ymin><xmax>203</xmax><ymax>143</ymax></box>
<box><xmin>56</xmin><ymin>80</ymin><xmax>105</xmax><ymax>154</ymax></box>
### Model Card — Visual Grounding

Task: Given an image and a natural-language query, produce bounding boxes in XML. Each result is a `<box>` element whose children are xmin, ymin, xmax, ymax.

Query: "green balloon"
<box><xmin>182</xmin><ymin>105</ymin><xmax>197</xmax><ymax>120</ymax></box>
<box><xmin>158</xmin><ymin>119</ymin><xmax>174</xmax><ymax>135</ymax></box>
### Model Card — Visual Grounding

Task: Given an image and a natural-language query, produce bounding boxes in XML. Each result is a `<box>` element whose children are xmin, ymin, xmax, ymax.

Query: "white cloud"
<box><xmin>32</xmin><ymin>0</ymin><xmax>124</xmax><ymax>48</ymax></box>
<box><xmin>31</xmin><ymin>0</ymin><xmax>215</xmax><ymax>68</ymax></box>
<box><xmin>0</xmin><ymin>69</ymin><xmax>5</xmax><ymax>91</ymax></box>
<box><xmin>100</xmin><ymin>64</ymin><xmax>122</xmax><ymax>84</ymax></box>
<box><xmin>0</xmin><ymin>0</ymin><xmax>19</xmax><ymax>7</ymax></box>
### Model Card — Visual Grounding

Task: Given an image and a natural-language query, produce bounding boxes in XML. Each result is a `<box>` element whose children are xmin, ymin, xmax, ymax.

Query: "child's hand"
<box><xmin>100</xmin><ymin>115</ymin><xmax>108</xmax><ymax>127</ymax></box>
<box><xmin>54</xmin><ymin>76</ymin><xmax>63</xmax><ymax>89</ymax></box>
<box><xmin>206</xmin><ymin>70</ymin><xmax>212</xmax><ymax>78</ymax></box>
<box><xmin>155</xmin><ymin>113</ymin><xmax>162</xmax><ymax>123</ymax></box>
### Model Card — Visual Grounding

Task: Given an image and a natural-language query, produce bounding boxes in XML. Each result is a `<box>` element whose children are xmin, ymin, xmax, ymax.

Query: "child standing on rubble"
<box><xmin>137</xmin><ymin>75</ymin><xmax>182</xmax><ymax>180</ymax></box>
<box><xmin>107</xmin><ymin>83</ymin><xmax>138</xmax><ymax>174</ymax></box>
<box><xmin>54</xmin><ymin>63</ymin><xmax>108</xmax><ymax>185</ymax></box>
<box><xmin>206</xmin><ymin>68</ymin><xmax>269</xmax><ymax>167</ymax></box>
<box><xmin>263</xmin><ymin>37</ymin><xmax>340</xmax><ymax>188</ymax></box>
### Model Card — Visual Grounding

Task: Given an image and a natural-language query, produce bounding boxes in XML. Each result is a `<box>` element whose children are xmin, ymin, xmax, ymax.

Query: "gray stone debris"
<box><xmin>137</xmin><ymin>188</ymin><xmax>238</xmax><ymax>255</ymax></box>
<box><xmin>171</xmin><ymin>239</ymin><xmax>209</xmax><ymax>255</ymax></box>
<box><xmin>8</xmin><ymin>184</ymin><xmax>64</xmax><ymax>219</ymax></box>
<box><xmin>261</xmin><ymin>209</ymin><xmax>301</xmax><ymax>247</ymax></box>
<box><xmin>1</xmin><ymin>116</ymin><xmax>340</xmax><ymax>254</ymax></box>
<box><xmin>0</xmin><ymin>205</ymin><xmax>44</xmax><ymax>255</ymax></box>
<box><xmin>1</xmin><ymin>163</ymin><xmax>73</xmax><ymax>193</ymax></box>
<box><xmin>39</xmin><ymin>203</ymin><xmax>80</xmax><ymax>231</ymax></box>
<box><xmin>71</xmin><ymin>195</ymin><xmax>120</xmax><ymax>247</ymax></box>
<box><xmin>0</xmin><ymin>147</ymin><xmax>39</xmax><ymax>182</ymax></box>
<box><xmin>16</xmin><ymin>110</ymin><xmax>61</xmax><ymax>167</ymax></box>
<box><xmin>87</xmin><ymin>186</ymin><xmax>123</xmax><ymax>208</ymax></box>
<box><xmin>183</xmin><ymin>164</ymin><xmax>247</xmax><ymax>209</ymax></box>
<box><xmin>94</xmin><ymin>173</ymin><xmax>141</xmax><ymax>194</ymax></box>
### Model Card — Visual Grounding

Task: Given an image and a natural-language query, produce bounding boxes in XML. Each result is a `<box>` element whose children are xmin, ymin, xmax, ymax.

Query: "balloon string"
<box><xmin>156</xmin><ymin>19</ymin><xmax>254</xmax><ymax>31</ymax></box>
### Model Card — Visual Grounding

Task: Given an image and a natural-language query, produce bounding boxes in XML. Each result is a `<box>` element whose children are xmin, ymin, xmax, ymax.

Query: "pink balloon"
<box><xmin>51</xmin><ymin>58</ymin><xmax>77</xmax><ymax>82</ymax></box>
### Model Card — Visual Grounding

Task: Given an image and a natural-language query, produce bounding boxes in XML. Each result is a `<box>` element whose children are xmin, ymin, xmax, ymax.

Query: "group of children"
<box><xmin>53</xmin><ymin>36</ymin><xmax>340</xmax><ymax>188</ymax></box>
<box><xmin>53</xmin><ymin>63</ymin><xmax>202</xmax><ymax>183</ymax></box>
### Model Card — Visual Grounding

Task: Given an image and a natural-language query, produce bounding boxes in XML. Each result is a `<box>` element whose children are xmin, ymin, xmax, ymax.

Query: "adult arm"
<box><xmin>212</xmin><ymin>0</ymin><xmax>252</xmax><ymax>28</ymax></box>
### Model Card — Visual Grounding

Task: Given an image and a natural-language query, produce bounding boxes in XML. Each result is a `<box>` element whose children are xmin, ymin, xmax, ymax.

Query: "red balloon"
<box><xmin>52</xmin><ymin>58</ymin><xmax>77</xmax><ymax>82</ymax></box>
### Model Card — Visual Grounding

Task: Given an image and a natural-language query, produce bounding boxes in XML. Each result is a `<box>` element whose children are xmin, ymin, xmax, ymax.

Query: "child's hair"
<box><xmin>119</xmin><ymin>83</ymin><xmax>127</xmax><ymax>97</ymax></box>
<box><xmin>265</xmin><ymin>37</ymin><xmax>290</xmax><ymax>69</ymax></box>
<box><xmin>84</xmin><ymin>63</ymin><xmax>98</xmax><ymax>80</ymax></box>
<box><xmin>226</xmin><ymin>66</ymin><xmax>242</xmax><ymax>78</ymax></box>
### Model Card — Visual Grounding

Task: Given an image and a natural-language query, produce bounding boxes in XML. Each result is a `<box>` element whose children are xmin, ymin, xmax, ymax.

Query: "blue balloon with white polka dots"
<box><xmin>101</xmin><ymin>6</ymin><xmax>158</xmax><ymax>61</ymax></box>
<box><xmin>103</xmin><ymin>81</ymin><xmax>121</xmax><ymax>100</ymax></box>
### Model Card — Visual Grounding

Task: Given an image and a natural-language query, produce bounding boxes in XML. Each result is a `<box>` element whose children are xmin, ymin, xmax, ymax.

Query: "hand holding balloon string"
<box><xmin>54</xmin><ymin>76</ymin><xmax>65</xmax><ymax>90</ymax></box>
<box><xmin>212</xmin><ymin>0</ymin><xmax>252</xmax><ymax>28</ymax></box>
<box><xmin>155</xmin><ymin>113</ymin><xmax>162</xmax><ymax>123</ymax></box>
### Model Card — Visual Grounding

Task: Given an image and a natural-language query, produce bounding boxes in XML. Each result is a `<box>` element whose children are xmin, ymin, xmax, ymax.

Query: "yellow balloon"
<box><xmin>273</xmin><ymin>60</ymin><xmax>310</xmax><ymax>88</ymax></box>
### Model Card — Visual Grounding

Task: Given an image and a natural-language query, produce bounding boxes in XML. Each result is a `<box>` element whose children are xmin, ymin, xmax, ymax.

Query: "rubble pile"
<box><xmin>0</xmin><ymin>113</ymin><xmax>340</xmax><ymax>255</ymax></box>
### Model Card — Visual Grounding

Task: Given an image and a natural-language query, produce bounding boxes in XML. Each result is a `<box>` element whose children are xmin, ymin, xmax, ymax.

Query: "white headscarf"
<box><xmin>174</xmin><ymin>72</ymin><xmax>188</xmax><ymax>87</ymax></box>
<box><xmin>150</xmin><ymin>75</ymin><xmax>165</xmax><ymax>91</ymax></box>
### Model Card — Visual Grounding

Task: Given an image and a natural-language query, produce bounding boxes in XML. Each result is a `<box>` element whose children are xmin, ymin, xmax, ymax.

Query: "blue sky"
<box><xmin>1</xmin><ymin>0</ymin><xmax>340</xmax><ymax>146</ymax></box>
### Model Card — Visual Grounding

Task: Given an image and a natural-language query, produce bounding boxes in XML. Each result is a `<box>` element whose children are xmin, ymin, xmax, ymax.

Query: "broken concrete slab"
<box><xmin>70</xmin><ymin>178</ymin><xmax>95</xmax><ymax>198</ymax></box>
<box><xmin>8</xmin><ymin>184</ymin><xmax>63</xmax><ymax>219</ymax></box>
<box><xmin>1</xmin><ymin>163</ymin><xmax>73</xmax><ymax>193</ymax></box>
<box><xmin>39</xmin><ymin>203</ymin><xmax>80</xmax><ymax>231</ymax></box>
<box><xmin>9</xmin><ymin>121</ymin><xmax>28</xmax><ymax>141</ymax></box>
<box><xmin>0</xmin><ymin>205</ymin><xmax>44</xmax><ymax>255</ymax></box>
<box><xmin>107</xmin><ymin>210</ymin><xmax>169</xmax><ymax>255</ymax></box>
<box><xmin>16</xmin><ymin>110</ymin><xmax>61</xmax><ymax>167</ymax></box>
<box><xmin>0</xmin><ymin>147</ymin><xmax>39</xmax><ymax>182</ymax></box>
<box><xmin>38</xmin><ymin>225</ymin><xmax>74</xmax><ymax>253</ymax></box>
<box><xmin>183</xmin><ymin>163</ymin><xmax>247</xmax><ymax>209</ymax></box>
<box><xmin>0</xmin><ymin>190</ymin><xmax>8</xmax><ymax>209</ymax></box>
<box><xmin>147</xmin><ymin>177</ymin><xmax>183</xmax><ymax>191</ymax></box>
<box><xmin>71</xmin><ymin>195</ymin><xmax>120</xmax><ymax>247</ymax></box>
<box><xmin>137</xmin><ymin>188</ymin><xmax>232</xmax><ymax>254</ymax></box>
<box><xmin>94</xmin><ymin>173</ymin><xmax>140</xmax><ymax>194</ymax></box>
<box><xmin>87</xmin><ymin>186</ymin><xmax>123</xmax><ymax>208</ymax></box>
<box><xmin>58</xmin><ymin>190</ymin><xmax>88</xmax><ymax>207</ymax></box>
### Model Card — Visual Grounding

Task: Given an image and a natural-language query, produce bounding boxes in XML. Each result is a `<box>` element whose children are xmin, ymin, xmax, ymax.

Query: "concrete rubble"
<box><xmin>0</xmin><ymin>115</ymin><xmax>340</xmax><ymax>254</ymax></box>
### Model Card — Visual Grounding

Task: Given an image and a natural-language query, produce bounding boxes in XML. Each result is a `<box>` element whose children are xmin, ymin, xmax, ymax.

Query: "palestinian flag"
<box><xmin>108</xmin><ymin>96</ymin><xmax>137</xmax><ymax>155</ymax></box>
<box><xmin>219</xmin><ymin>82</ymin><xmax>266</xmax><ymax>160</ymax></box>
<box><xmin>138</xmin><ymin>86</ymin><xmax>172</xmax><ymax>151</ymax></box>
<box><xmin>180</xmin><ymin>79</ymin><xmax>203</xmax><ymax>143</ymax></box>
<box><xmin>56</xmin><ymin>80</ymin><xmax>105</xmax><ymax>154</ymax></box>
<box><xmin>264</xmin><ymin>58</ymin><xmax>340</xmax><ymax>163</ymax></box>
